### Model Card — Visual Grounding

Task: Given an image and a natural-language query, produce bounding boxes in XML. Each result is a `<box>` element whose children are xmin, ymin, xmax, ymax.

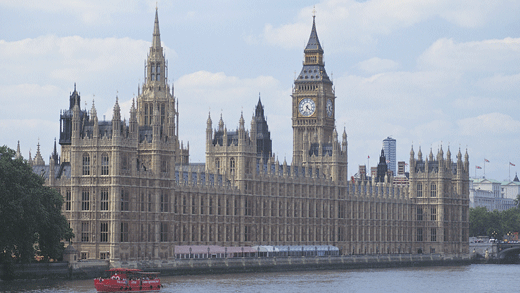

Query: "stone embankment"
<box><xmin>2</xmin><ymin>254</ymin><xmax>471</xmax><ymax>280</ymax></box>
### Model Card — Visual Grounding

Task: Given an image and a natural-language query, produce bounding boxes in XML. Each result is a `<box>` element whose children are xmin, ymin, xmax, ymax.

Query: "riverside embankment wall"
<box><xmin>2</xmin><ymin>254</ymin><xmax>471</xmax><ymax>280</ymax></box>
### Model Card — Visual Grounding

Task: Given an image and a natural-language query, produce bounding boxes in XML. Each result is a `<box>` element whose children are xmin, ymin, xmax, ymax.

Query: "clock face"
<box><xmin>298</xmin><ymin>98</ymin><xmax>315</xmax><ymax>117</ymax></box>
<box><xmin>326</xmin><ymin>99</ymin><xmax>333</xmax><ymax>117</ymax></box>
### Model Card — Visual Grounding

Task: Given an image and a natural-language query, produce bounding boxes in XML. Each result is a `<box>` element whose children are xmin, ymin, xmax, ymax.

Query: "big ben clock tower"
<box><xmin>292</xmin><ymin>14</ymin><xmax>342</xmax><ymax>169</ymax></box>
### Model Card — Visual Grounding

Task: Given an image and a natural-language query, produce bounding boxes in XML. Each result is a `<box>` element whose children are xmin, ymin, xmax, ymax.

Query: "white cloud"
<box><xmin>418</xmin><ymin>37</ymin><xmax>520</xmax><ymax>73</ymax></box>
<box><xmin>355</xmin><ymin>57</ymin><xmax>399</xmax><ymax>74</ymax></box>
<box><xmin>258</xmin><ymin>0</ymin><xmax>520</xmax><ymax>51</ymax></box>
<box><xmin>0</xmin><ymin>0</ymin><xmax>142</xmax><ymax>25</ymax></box>
<box><xmin>457</xmin><ymin>113</ymin><xmax>520</xmax><ymax>136</ymax></box>
<box><xmin>0</xmin><ymin>35</ymin><xmax>170</xmax><ymax>85</ymax></box>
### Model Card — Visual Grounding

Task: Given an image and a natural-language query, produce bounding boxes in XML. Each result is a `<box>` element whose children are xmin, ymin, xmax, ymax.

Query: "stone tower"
<box><xmin>409</xmin><ymin>146</ymin><xmax>470</xmax><ymax>255</ymax></box>
<box><xmin>291</xmin><ymin>15</ymin><xmax>347</xmax><ymax>182</ymax></box>
<box><xmin>137</xmin><ymin>8</ymin><xmax>188</xmax><ymax>165</ymax></box>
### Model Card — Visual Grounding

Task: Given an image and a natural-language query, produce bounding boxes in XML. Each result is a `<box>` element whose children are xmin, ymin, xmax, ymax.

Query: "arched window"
<box><xmin>82</xmin><ymin>153</ymin><xmax>90</xmax><ymax>175</ymax></box>
<box><xmin>101</xmin><ymin>153</ymin><xmax>109</xmax><ymax>175</ymax></box>
<box><xmin>417</xmin><ymin>183</ymin><xmax>422</xmax><ymax>197</ymax></box>
<box><xmin>430</xmin><ymin>183</ymin><xmax>437</xmax><ymax>197</ymax></box>
<box><xmin>230</xmin><ymin>157</ymin><xmax>236</xmax><ymax>175</ymax></box>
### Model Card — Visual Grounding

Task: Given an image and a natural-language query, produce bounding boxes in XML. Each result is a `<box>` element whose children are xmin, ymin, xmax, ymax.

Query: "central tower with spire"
<box><xmin>291</xmin><ymin>14</ymin><xmax>347</xmax><ymax>181</ymax></box>
<box><xmin>137</xmin><ymin>8</ymin><xmax>188</xmax><ymax>164</ymax></box>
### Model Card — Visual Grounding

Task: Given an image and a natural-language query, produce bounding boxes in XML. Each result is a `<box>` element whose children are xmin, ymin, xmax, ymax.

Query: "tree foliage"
<box><xmin>469</xmin><ymin>206</ymin><xmax>520</xmax><ymax>239</ymax></box>
<box><xmin>0</xmin><ymin>145</ymin><xmax>73</xmax><ymax>266</ymax></box>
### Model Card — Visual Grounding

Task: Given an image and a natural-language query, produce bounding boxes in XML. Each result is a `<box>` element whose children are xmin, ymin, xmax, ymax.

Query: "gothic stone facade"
<box><xmin>34</xmin><ymin>10</ymin><xmax>470</xmax><ymax>261</ymax></box>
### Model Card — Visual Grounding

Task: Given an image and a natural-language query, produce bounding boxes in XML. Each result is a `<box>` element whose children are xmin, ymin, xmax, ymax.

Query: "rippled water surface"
<box><xmin>1</xmin><ymin>264</ymin><xmax>517</xmax><ymax>292</ymax></box>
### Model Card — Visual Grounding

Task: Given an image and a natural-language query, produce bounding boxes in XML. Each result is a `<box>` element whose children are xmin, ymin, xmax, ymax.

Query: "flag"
<box><xmin>510</xmin><ymin>162</ymin><xmax>516</xmax><ymax>166</ymax></box>
<box><xmin>485</xmin><ymin>159</ymin><xmax>490</xmax><ymax>163</ymax></box>
<box><xmin>368</xmin><ymin>155</ymin><xmax>370</xmax><ymax>159</ymax></box>
<box><xmin>476</xmin><ymin>166</ymin><xmax>482</xmax><ymax>169</ymax></box>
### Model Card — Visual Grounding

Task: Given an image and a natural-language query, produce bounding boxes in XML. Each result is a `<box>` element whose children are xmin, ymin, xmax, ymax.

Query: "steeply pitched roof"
<box><xmin>305</xmin><ymin>16</ymin><xmax>323</xmax><ymax>53</ymax></box>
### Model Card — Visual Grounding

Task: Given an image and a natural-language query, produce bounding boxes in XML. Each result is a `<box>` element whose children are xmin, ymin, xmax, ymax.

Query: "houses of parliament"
<box><xmin>26</xmin><ymin>10</ymin><xmax>470</xmax><ymax>262</ymax></box>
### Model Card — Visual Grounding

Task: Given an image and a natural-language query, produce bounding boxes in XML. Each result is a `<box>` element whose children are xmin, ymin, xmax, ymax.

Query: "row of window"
<box><xmin>82</xmin><ymin>153</ymin><xmax>110</xmax><ymax>176</ymax></box>
<box><xmin>417</xmin><ymin>207</ymin><xmax>437</xmax><ymax>221</ymax></box>
<box><xmin>69</xmin><ymin>189</ymin><xmax>169</xmax><ymax>212</ymax></box>
<box><xmin>143</xmin><ymin>103</ymin><xmax>166</xmax><ymax>126</ymax></box>
<box><xmin>416</xmin><ymin>228</ymin><xmax>437</xmax><ymax>242</ymax></box>
<box><xmin>81</xmin><ymin>222</ymin><xmax>168</xmax><ymax>243</ymax></box>
<box><xmin>416</xmin><ymin>183</ymin><xmax>437</xmax><ymax>197</ymax></box>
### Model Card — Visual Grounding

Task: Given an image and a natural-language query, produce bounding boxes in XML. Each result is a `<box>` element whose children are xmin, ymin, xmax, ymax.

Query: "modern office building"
<box><xmin>383</xmin><ymin>137</ymin><xmax>396</xmax><ymax>175</ymax></box>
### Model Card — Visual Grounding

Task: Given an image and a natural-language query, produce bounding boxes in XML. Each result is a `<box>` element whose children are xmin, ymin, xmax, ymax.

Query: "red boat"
<box><xmin>94</xmin><ymin>268</ymin><xmax>161</xmax><ymax>292</ymax></box>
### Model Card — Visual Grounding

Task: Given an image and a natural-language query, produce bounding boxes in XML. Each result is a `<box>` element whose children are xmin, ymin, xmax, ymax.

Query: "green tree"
<box><xmin>0</xmin><ymin>146</ymin><xmax>73</xmax><ymax>269</ymax></box>
<box><xmin>469</xmin><ymin>206</ymin><xmax>490</xmax><ymax>236</ymax></box>
<box><xmin>514</xmin><ymin>194</ymin><xmax>520</xmax><ymax>209</ymax></box>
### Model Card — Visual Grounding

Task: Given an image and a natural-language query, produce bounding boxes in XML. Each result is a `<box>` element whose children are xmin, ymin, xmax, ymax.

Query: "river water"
<box><xmin>1</xmin><ymin>264</ymin><xmax>517</xmax><ymax>292</ymax></box>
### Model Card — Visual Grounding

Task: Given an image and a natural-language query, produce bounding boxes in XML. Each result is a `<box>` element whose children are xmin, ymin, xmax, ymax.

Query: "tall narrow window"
<box><xmin>417</xmin><ymin>183</ymin><xmax>422</xmax><ymax>197</ymax></box>
<box><xmin>430</xmin><ymin>183</ymin><xmax>437</xmax><ymax>197</ymax></box>
<box><xmin>215</xmin><ymin>158</ymin><xmax>220</xmax><ymax>174</ymax></box>
<box><xmin>161</xmin><ymin>104</ymin><xmax>165</xmax><ymax>125</ymax></box>
<box><xmin>431</xmin><ymin>228</ymin><xmax>437</xmax><ymax>242</ymax></box>
<box><xmin>121</xmin><ymin>222</ymin><xmax>129</xmax><ymax>242</ymax></box>
<box><xmin>160</xmin><ymin>192</ymin><xmax>169</xmax><ymax>212</ymax></box>
<box><xmin>81</xmin><ymin>222</ymin><xmax>90</xmax><ymax>242</ymax></box>
<box><xmin>145</xmin><ymin>104</ymin><xmax>149</xmax><ymax>125</ymax></box>
<box><xmin>65</xmin><ymin>189</ymin><xmax>71</xmax><ymax>210</ymax></box>
<box><xmin>230</xmin><ymin>157</ymin><xmax>236</xmax><ymax>175</ymax></box>
<box><xmin>100</xmin><ymin>188</ymin><xmax>109</xmax><ymax>211</ymax></box>
<box><xmin>417</xmin><ymin>207</ymin><xmax>423</xmax><ymax>221</ymax></box>
<box><xmin>81</xmin><ymin>190</ymin><xmax>90</xmax><ymax>211</ymax></box>
<box><xmin>417</xmin><ymin>228</ymin><xmax>423</xmax><ymax>242</ymax></box>
<box><xmin>160</xmin><ymin>222</ymin><xmax>168</xmax><ymax>242</ymax></box>
<box><xmin>100</xmin><ymin>222</ymin><xmax>109</xmax><ymax>242</ymax></box>
<box><xmin>431</xmin><ymin>207</ymin><xmax>437</xmax><ymax>221</ymax></box>
<box><xmin>101</xmin><ymin>153</ymin><xmax>109</xmax><ymax>175</ymax></box>
<box><xmin>121</xmin><ymin>189</ymin><xmax>129</xmax><ymax>211</ymax></box>
<box><xmin>82</xmin><ymin>153</ymin><xmax>90</xmax><ymax>175</ymax></box>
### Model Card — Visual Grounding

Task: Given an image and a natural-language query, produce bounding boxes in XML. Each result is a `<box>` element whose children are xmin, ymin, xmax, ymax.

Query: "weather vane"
<box><xmin>312</xmin><ymin>5</ymin><xmax>316</xmax><ymax>17</ymax></box>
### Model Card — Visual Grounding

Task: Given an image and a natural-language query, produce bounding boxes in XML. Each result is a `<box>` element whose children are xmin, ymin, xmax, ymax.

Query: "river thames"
<box><xmin>0</xmin><ymin>264</ymin><xmax>517</xmax><ymax>292</ymax></box>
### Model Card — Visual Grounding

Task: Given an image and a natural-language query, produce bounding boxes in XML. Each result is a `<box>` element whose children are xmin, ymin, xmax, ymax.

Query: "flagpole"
<box><xmin>483</xmin><ymin>159</ymin><xmax>486</xmax><ymax>178</ymax></box>
<box><xmin>509</xmin><ymin>163</ymin><xmax>511</xmax><ymax>181</ymax></box>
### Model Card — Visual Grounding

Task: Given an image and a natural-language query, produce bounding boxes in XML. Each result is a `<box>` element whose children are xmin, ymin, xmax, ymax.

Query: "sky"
<box><xmin>1</xmin><ymin>0</ymin><xmax>520</xmax><ymax>181</ymax></box>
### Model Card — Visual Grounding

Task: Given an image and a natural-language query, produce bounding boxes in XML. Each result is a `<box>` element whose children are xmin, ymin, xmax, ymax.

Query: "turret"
<box><xmin>15</xmin><ymin>141</ymin><xmax>21</xmax><ymax>159</ymax></box>
<box><xmin>72</xmin><ymin>98</ymin><xmax>80</xmax><ymax>141</ymax></box>
<box><xmin>238</xmin><ymin>111</ymin><xmax>245</xmax><ymax>142</ymax></box>
<box><xmin>342</xmin><ymin>128</ymin><xmax>347</xmax><ymax>153</ymax></box>
<box><xmin>206</xmin><ymin>112</ymin><xmax>213</xmax><ymax>147</ymax></box>
<box><xmin>112</xmin><ymin>97</ymin><xmax>121</xmax><ymax>138</ymax></box>
<box><xmin>129</xmin><ymin>98</ymin><xmax>138</xmax><ymax>137</ymax></box>
<box><xmin>91</xmin><ymin>100</ymin><xmax>99</xmax><ymax>138</ymax></box>
<box><xmin>218</xmin><ymin>114</ymin><xmax>224</xmax><ymax>132</ymax></box>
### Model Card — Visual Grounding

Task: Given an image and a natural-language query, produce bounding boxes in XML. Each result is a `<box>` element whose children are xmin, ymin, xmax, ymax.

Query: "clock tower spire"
<box><xmin>292</xmin><ymin>14</ymin><xmax>338</xmax><ymax>166</ymax></box>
